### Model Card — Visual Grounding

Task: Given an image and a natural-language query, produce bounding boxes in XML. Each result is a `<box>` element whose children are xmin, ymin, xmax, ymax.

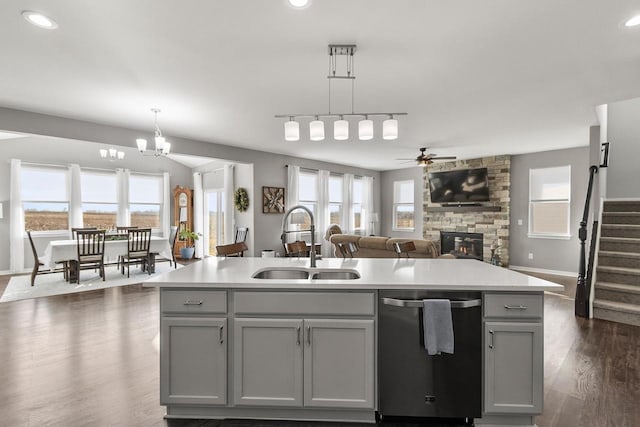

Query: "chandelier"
<box><xmin>136</xmin><ymin>108</ymin><xmax>171</xmax><ymax>157</ymax></box>
<box><xmin>99</xmin><ymin>147</ymin><xmax>124</xmax><ymax>161</ymax></box>
<box><xmin>275</xmin><ymin>44</ymin><xmax>407</xmax><ymax>141</ymax></box>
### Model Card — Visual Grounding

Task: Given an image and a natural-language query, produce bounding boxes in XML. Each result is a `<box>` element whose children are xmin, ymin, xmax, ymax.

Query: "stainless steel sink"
<box><xmin>252</xmin><ymin>269</ymin><xmax>310</xmax><ymax>279</ymax></box>
<box><xmin>311</xmin><ymin>270</ymin><xmax>360</xmax><ymax>280</ymax></box>
<box><xmin>252</xmin><ymin>267</ymin><xmax>360</xmax><ymax>280</ymax></box>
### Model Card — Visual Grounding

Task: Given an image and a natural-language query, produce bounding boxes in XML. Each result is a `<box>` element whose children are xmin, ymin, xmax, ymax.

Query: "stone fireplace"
<box><xmin>423</xmin><ymin>155</ymin><xmax>510</xmax><ymax>265</ymax></box>
<box><xmin>441</xmin><ymin>232</ymin><xmax>484</xmax><ymax>260</ymax></box>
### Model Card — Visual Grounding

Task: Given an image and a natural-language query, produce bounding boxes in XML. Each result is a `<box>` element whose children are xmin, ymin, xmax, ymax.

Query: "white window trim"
<box><xmin>128</xmin><ymin>173</ymin><xmax>164</xmax><ymax>232</ymax></box>
<box><xmin>528</xmin><ymin>166</ymin><xmax>571</xmax><ymax>239</ymax></box>
<box><xmin>392</xmin><ymin>180</ymin><xmax>415</xmax><ymax>232</ymax></box>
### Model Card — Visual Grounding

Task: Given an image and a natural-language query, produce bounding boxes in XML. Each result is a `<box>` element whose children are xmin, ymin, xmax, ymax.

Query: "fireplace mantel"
<box><xmin>428</xmin><ymin>205</ymin><xmax>502</xmax><ymax>213</ymax></box>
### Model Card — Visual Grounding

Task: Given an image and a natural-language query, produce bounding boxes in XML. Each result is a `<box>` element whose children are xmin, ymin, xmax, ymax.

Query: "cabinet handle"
<box><xmin>306</xmin><ymin>326</ymin><xmax>311</xmax><ymax>346</ymax></box>
<box><xmin>489</xmin><ymin>330</ymin><xmax>494</xmax><ymax>349</ymax></box>
<box><xmin>183</xmin><ymin>300</ymin><xmax>203</xmax><ymax>305</ymax></box>
<box><xmin>296</xmin><ymin>326</ymin><xmax>301</xmax><ymax>346</ymax></box>
<box><xmin>219</xmin><ymin>325</ymin><xmax>224</xmax><ymax>344</ymax></box>
<box><xmin>504</xmin><ymin>305</ymin><xmax>527</xmax><ymax>310</ymax></box>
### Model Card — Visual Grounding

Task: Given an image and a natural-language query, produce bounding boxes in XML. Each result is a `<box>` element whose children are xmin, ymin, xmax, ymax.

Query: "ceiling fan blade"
<box><xmin>432</xmin><ymin>156</ymin><xmax>457</xmax><ymax>160</ymax></box>
<box><xmin>395</xmin><ymin>158</ymin><xmax>416</xmax><ymax>160</ymax></box>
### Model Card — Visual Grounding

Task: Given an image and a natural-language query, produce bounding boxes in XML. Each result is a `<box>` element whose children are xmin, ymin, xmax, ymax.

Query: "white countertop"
<box><xmin>144</xmin><ymin>257</ymin><xmax>564</xmax><ymax>292</ymax></box>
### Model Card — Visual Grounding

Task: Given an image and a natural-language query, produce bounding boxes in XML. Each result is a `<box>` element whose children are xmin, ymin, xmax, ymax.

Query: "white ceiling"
<box><xmin>1</xmin><ymin>1</ymin><xmax>640</xmax><ymax>170</ymax></box>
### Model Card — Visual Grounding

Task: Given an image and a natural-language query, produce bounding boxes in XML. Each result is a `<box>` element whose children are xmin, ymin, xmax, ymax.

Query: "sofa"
<box><xmin>328</xmin><ymin>234</ymin><xmax>441</xmax><ymax>258</ymax></box>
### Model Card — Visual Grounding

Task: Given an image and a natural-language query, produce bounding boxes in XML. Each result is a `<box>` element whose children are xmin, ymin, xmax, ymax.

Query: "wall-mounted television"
<box><xmin>428</xmin><ymin>167</ymin><xmax>490</xmax><ymax>204</ymax></box>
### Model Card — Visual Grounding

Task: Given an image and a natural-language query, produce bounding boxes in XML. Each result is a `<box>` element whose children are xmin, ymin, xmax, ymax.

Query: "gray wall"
<box><xmin>0</xmin><ymin>135</ymin><xmax>194</xmax><ymax>271</ymax></box>
<box><xmin>379</xmin><ymin>167</ymin><xmax>423</xmax><ymax>239</ymax></box>
<box><xmin>509</xmin><ymin>146</ymin><xmax>589</xmax><ymax>273</ymax></box>
<box><xmin>0</xmin><ymin>107</ymin><xmax>380</xmax><ymax>263</ymax></box>
<box><xmin>607</xmin><ymin>98</ymin><xmax>640</xmax><ymax>198</ymax></box>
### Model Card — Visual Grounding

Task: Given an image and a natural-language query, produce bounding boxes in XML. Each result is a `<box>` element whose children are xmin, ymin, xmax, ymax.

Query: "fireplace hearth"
<box><xmin>441</xmin><ymin>232</ymin><xmax>483</xmax><ymax>261</ymax></box>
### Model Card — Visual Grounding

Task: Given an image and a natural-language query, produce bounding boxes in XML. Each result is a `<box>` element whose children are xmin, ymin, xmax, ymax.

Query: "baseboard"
<box><xmin>605</xmin><ymin>197</ymin><xmax>640</xmax><ymax>202</ymax></box>
<box><xmin>510</xmin><ymin>265</ymin><xmax>577</xmax><ymax>278</ymax></box>
<box><xmin>0</xmin><ymin>270</ymin><xmax>12</xmax><ymax>276</ymax></box>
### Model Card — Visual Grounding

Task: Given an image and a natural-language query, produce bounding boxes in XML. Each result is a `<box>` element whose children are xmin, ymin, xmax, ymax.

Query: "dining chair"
<box><xmin>121</xmin><ymin>228</ymin><xmax>152</xmax><ymax>277</ymax></box>
<box><xmin>155</xmin><ymin>226</ymin><xmax>178</xmax><ymax>268</ymax></box>
<box><xmin>216</xmin><ymin>242</ymin><xmax>248</xmax><ymax>257</ymax></box>
<box><xmin>234</xmin><ymin>227</ymin><xmax>249</xmax><ymax>243</ymax></box>
<box><xmin>71</xmin><ymin>227</ymin><xmax>97</xmax><ymax>239</ymax></box>
<box><xmin>116</xmin><ymin>226</ymin><xmax>139</xmax><ymax>233</ymax></box>
<box><xmin>337</xmin><ymin>241</ymin><xmax>359</xmax><ymax>258</ymax></box>
<box><xmin>286</xmin><ymin>240</ymin><xmax>308</xmax><ymax>257</ymax></box>
<box><xmin>73</xmin><ymin>229</ymin><xmax>106</xmax><ymax>284</ymax></box>
<box><xmin>27</xmin><ymin>230</ymin><xmax>67</xmax><ymax>286</ymax></box>
<box><xmin>393</xmin><ymin>241</ymin><xmax>416</xmax><ymax>258</ymax></box>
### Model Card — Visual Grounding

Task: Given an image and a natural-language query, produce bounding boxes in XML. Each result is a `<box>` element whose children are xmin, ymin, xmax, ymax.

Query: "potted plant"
<box><xmin>178</xmin><ymin>229</ymin><xmax>200</xmax><ymax>259</ymax></box>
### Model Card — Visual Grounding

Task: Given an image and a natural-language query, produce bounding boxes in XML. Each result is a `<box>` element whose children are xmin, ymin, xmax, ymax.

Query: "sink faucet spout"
<box><xmin>281</xmin><ymin>205</ymin><xmax>317</xmax><ymax>268</ymax></box>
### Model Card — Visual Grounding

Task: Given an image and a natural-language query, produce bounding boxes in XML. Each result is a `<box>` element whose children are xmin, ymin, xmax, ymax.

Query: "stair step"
<box><xmin>601</xmin><ymin>224</ymin><xmax>640</xmax><ymax>238</ymax></box>
<box><xmin>604</xmin><ymin>201</ymin><xmax>640</xmax><ymax>213</ymax></box>
<box><xmin>598</xmin><ymin>251</ymin><xmax>640</xmax><ymax>268</ymax></box>
<box><xmin>599</xmin><ymin>237</ymin><xmax>640</xmax><ymax>253</ymax></box>
<box><xmin>602</xmin><ymin>212</ymin><xmax>640</xmax><ymax>225</ymax></box>
<box><xmin>596</xmin><ymin>265</ymin><xmax>640</xmax><ymax>286</ymax></box>
<box><xmin>595</xmin><ymin>282</ymin><xmax>640</xmax><ymax>305</ymax></box>
<box><xmin>593</xmin><ymin>299</ymin><xmax>640</xmax><ymax>327</ymax></box>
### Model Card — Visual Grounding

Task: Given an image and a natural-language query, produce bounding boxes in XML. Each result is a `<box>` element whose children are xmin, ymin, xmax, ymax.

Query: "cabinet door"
<box><xmin>234</xmin><ymin>318</ymin><xmax>304</xmax><ymax>406</ymax></box>
<box><xmin>484</xmin><ymin>322</ymin><xmax>543</xmax><ymax>414</ymax></box>
<box><xmin>160</xmin><ymin>317</ymin><xmax>227</xmax><ymax>405</ymax></box>
<box><xmin>303</xmin><ymin>319</ymin><xmax>375</xmax><ymax>409</ymax></box>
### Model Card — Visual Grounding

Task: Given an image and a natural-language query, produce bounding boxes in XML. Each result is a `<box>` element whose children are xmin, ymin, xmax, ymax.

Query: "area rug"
<box><xmin>1</xmin><ymin>263</ymin><xmax>181</xmax><ymax>303</ymax></box>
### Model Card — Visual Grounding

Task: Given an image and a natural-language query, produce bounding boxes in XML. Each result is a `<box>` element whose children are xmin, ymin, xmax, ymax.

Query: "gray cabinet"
<box><xmin>484</xmin><ymin>321</ymin><xmax>543</xmax><ymax>414</ymax></box>
<box><xmin>304</xmin><ymin>319</ymin><xmax>374</xmax><ymax>409</ymax></box>
<box><xmin>233</xmin><ymin>318</ymin><xmax>304</xmax><ymax>406</ymax></box>
<box><xmin>233</xmin><ymin>318</ymin><xmax>375</xmax><ymax>409</ymax></box>
<box><xmin>160</xmin><ymin>317</ymin><xmax>227</xmax><ymax>405</ymax></box>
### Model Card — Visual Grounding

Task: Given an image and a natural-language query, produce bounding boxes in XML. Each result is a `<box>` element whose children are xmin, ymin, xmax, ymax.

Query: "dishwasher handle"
<box><xmin>381</xmin><ymin>297</ymin><xmax>481</xmax><ymax>309</ymax></box>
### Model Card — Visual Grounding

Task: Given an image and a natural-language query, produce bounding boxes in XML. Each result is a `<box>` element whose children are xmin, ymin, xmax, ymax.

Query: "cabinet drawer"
<box><xmin>484</xmin><ymin>294</ymin><xmax>542</xmax><ymax>319</ymax></box>
<box><xmin>161</xmin><ymin>289</ymin><xmax>227</xmax><ymax>314</ymax></box>
<box><xmin>234</xmin><ymin>291</ymin><xmax>375</xmax><ymax>316</ymax></box>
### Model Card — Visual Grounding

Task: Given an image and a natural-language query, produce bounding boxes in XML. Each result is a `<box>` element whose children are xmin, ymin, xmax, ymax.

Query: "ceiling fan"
<box><xmin>396</xmin><ymin>147</ymin><xmax>456</xmax><ymax>166</ymax></box>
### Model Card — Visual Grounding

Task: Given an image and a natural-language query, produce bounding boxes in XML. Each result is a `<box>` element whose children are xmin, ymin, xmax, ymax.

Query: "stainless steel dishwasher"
<box><xmin>379</xmin><ymin>290</ymin><xmax>482</xmax><ymax>421</ymax></box>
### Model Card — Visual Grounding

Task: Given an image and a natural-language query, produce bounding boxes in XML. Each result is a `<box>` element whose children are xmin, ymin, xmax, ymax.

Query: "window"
<box><xmin>393</xmin><ymin>180</ymin><xmax>415</xmax><ymax>231</ymax></box>
<box><xmin>296</xmin><ymin>170</ymin><xmax>318</xmax><ymax>229</ymax></box>
<box><xmin>352</xmin><ymin>177</ymin><xmax>364</xmax><ymax>234</ymax></box>
<box><xmin>81</xmin><ymin>171</ymin><xmax>117</xmax><ymax>228</ymax></box>
<box><xmin>329</xmin><ymin>174</ymin><xmax>343</xmax><ymax>225</ymax></box>
<box><xmin>21</xmin><ymin>165</ymin><xmax>69</xmax><ymax>232</ymax></box>
<box><xmin>129</xmin><ymin>174</ymin><xmax>163</xmax><ymax>230</ymax></box>
<box><xmin>206</xmin><ymin>190</ymin><xmax>225</xmax><ymax>253</ymax></box>
<box><xmin>529</xmin><ymin>166</ymin><xmax>571</xmax><ymax>238</ymax></box>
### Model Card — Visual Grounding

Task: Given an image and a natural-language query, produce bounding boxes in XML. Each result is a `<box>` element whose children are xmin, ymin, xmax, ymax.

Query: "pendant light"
<box><xmin>136</xmin><ymin>108</ymin><xmax>171</xmax><ymax>157</ymax></box>
<box><xmin>284</xmin><ymin>118</ymin><xmax>300</xmax><ymax>141</ymax></box>
<box><xmin>358</xmin><ymin>116</ymin><xmax>374</xmax><ymax>140</ymax></box>
<box><xmin>383</xmin><ymin>116</ymin><xmax>398</xmax><ymax>140</ymax></box>
<box><xmin>334</xmin><ymin>116</ymin><xmax>349</xmax><ymax>140</ymax></box>
<box><xmin>309</xmin><ymin>116</ymin><xmax>325</xmax><ymax>141</ymax></box>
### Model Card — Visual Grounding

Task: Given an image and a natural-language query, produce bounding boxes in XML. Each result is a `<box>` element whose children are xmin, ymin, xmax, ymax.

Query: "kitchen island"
<box><xmin>145</xmin><ymin>257</ymin><xmax>563</xmax><ymax>426</ymax></box>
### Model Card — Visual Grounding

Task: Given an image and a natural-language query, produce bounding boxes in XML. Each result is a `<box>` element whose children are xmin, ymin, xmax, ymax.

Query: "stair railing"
<box><xmin>575</xmin><ymin>165</ymin><xmax>599</xmax><ymax>318</ymax></box>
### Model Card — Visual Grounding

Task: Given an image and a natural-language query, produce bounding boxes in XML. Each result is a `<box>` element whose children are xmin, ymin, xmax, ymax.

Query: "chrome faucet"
<box><xmin>281</xmin><ymin>204</ymin><xmax>317</xmax><ymax>268</ymax></box>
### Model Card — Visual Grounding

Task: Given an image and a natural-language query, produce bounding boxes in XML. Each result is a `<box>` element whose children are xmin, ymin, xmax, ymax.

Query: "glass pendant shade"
<box><xmin>162</xmin><ymin>142</ymin><xmax>171</xmax><ymax>155</ymax></box>
<box><xmin>334</xmin><ymin>119</ymin><xmax>349</xmax><ymax>140</ymax></box>
<box><xmin>155</xmin><ymin>136</ymin><xmax>166</xmax><ymax>151</ymax></box>
<box><xmin>136</xmin><ymin>138</ymin><xmax>147</xmax><ymax>152</ymax></box>
<box><xmin>108</xmin><ymin>148</ymin><xmax>117</xmax><ymax>158</ymax></box>
<box><xmin>284</xmin><ymin>120</ymin><xmax>300</xmax><ymax>141</ymax></box>
<box><xmin>358</xmin><ymin>119</ymin><xmax>374</xmax><ymax>140</ymax></box>
<box><xmin>117</xmin><ymin>151</ymin><xmax>125</xmax><ymax>160</ymax></box>
<box><xmin>383</xmin><ymin>118</ymin><xmax>398</xmax><ymax>140</ymax></box>
<box><xmin>99</xmin><ymin>149</ymin><xmax>108</xmax><ymax>158</ymax></box>
<box><xmin>310</xmin><ymin>119</ymin><xmax>325</xmax><ymax>141</ymax></box>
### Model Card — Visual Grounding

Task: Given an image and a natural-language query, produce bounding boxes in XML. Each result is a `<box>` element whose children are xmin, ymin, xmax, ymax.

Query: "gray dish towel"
<box><xmin>423</xmin><ymin>299</ymin><xmax>454</xmax><ymax>355</ymax></box>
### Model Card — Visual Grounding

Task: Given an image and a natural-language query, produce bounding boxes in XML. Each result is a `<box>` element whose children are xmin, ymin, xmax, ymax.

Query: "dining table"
<box><xmin>42</xmin><ymin>236</ymin><xmax>172</xmax><ymax>281</ymax></box>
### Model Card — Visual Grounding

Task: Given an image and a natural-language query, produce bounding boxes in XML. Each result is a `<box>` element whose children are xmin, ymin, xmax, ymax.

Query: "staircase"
<box><xmin>593</xmin><ymin>200</ymin><xmax>640</xmax><ymax>326</ymax></box>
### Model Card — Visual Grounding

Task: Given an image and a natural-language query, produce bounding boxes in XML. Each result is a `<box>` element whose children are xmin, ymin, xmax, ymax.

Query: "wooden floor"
<box><xmin>0</xmin><ymin>271</ymin><xmax>638</xmax><ymax>427</ymax></box>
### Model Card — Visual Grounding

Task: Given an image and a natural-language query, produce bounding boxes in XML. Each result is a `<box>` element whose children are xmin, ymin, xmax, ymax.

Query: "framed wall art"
<box><xmin>262</xmin><ymin>186</ymin><xmax>285</xmax><ymax>213</ymax></box>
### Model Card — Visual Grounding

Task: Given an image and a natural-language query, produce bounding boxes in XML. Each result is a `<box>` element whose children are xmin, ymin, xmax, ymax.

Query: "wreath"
<box><xmin>234</xmin><ymin>187</ymin><xmax>249</xmax><ymax>212</ymax></box>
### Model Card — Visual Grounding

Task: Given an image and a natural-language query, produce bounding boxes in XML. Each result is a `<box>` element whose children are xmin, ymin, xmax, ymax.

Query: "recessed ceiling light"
<box><xmin>624</xmin><ymin>14</ymin><xmax>640</xmax><ymax>27</ymax></box>
<box><xmin>288</xmin><ymin>0</ymin><xmax>311</xmax><ymax>9</ymax></box>
<box><xmin>22</xmin><ymin>10</ymin><xmax>58</xmax><ymax>29</ymax></box>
